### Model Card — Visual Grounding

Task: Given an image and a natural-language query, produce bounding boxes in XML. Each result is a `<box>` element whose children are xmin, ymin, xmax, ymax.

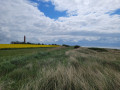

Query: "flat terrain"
<box><xmin>0</xmin><ymin>44</ymin><xmax>59</xmax><ymax>49</ymax></box>
<box><xmin>0</xmin><ymin>47</ymin><xmax>120</xmax><ymax>90</ymax></box>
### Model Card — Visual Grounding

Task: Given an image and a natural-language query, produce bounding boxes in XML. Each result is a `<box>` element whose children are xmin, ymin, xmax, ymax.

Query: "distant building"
<box><xmin>11</xmin><ymin>35</ymin><xmax>26</xmax><ymax>44</ymax></box>
<box><xmin>24</xmin><ymin>35</ymin><xmax>26</xmax><ymax>43</ymax></box>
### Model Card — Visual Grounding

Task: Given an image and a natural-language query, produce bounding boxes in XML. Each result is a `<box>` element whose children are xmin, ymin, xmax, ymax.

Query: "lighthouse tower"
<box><xmin>24</xmin><ymin>35</ymin><xmax>26</xmax><ymax>43</ymax></box>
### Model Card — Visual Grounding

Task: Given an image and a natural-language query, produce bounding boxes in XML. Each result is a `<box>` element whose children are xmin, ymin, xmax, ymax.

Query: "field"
<box><xmin>0</xmin><ymin>44</ymin><xmax>60</xmax><ymax>49</ymax></box>
<box><xmin>0</xmin><ymin>46</ymin><xmax>120</xmax><ymax>90</ymax></box>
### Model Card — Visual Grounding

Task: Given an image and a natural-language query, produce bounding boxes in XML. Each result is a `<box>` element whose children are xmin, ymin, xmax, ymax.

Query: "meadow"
<box><xmin>0</xmin><ymin>46</ymin><xmax>120</xmax><ymax>90</ymax></box>
<box><xmin>0</xmin><ymin>44</ymin><xmax>59</xmax><ymax>49</ymax></box>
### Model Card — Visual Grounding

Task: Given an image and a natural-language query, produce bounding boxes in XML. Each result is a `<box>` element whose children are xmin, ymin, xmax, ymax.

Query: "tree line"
<box><xmin>11</xmin><ymin>41</ymin><xmax>58</xmax><ymax>45</ymax></box>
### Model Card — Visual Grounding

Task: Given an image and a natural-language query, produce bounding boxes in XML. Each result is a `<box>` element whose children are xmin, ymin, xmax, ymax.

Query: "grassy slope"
<box><xmin>0</xmin><ymin>47</ymin><xmax>120</xmax><ymax>90</ymax></box>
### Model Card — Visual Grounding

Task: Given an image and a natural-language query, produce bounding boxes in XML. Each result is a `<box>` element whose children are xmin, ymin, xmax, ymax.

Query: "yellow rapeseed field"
<box><xmin>0</xmin><ymin>44</ymin><xmax>60</xmax><ymax>49</ymax></box>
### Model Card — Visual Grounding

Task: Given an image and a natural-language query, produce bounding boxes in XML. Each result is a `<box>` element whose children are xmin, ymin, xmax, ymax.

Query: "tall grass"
<box><xmin>0</xmin><ymin>47</ymin><xmax>120</xmax><ymax>90</ymax></box>
<box><xmin>21</xmin><ymin>63</ymin><xmax>120</xmax><ymax>90</ymax></box>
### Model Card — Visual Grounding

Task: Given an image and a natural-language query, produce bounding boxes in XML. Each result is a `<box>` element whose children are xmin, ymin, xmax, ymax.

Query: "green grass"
<box><xmin>0</xmin><ymin>47</ymin><xmax>120</xmax><ymax>90</ymax></box>
<box><xmin>88</xmin><ymin>47</ymin><xmax>108</xmax><ymax>52</ymax></box>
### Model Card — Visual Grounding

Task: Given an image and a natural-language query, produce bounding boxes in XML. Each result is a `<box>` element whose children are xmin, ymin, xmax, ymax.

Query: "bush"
<box><xmin>62</xmin><ymin>44</ymin><xmax>70</xmax><ymax>47</ymax></box>
<box><xmin>74</xmin><ymin>45</ymin><xmax>80</xmax><ymax>49</ymax></box>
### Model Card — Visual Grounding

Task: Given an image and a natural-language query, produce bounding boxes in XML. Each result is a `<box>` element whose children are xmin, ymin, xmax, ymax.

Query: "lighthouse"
<box><xmin>24</xmin><ymin>35</ymin><xmax>26</xmax><ymax>43</ymax></box>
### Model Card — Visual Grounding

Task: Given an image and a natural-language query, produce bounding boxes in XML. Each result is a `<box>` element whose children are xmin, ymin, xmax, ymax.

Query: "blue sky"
<box><xmin>0</xmin><ymin>0</ymin><xmax>120</xmax><ymax>49</ymax></box>
<box><xmin>30</xmin><ymin>0</ymin><xmax>67</xmax><ymax>19</ymax></box>
<box><xmin>30</xmin><ymin>0</ymin><xmax>120</xmax><ymax>19</ymax></box>
<box><xmin>111</xmin><ymin>9</ymin><xmax>120</xmax><ymax>15</ymax></box>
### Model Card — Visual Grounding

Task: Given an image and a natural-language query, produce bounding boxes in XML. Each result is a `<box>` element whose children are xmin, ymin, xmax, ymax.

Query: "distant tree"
<box><xmin>11</xmin><ymin>41</ymin><xmax>24</xmax><ymax>44</ymax></box>
<box><xmin>51</xmin><ymin>44</ymin><xmax>57</xmax><ymax>45</ymax></box>
<box><xmin>11</xmin><ymin>41</ymin><xmax>14</xmax><ymax>44</ymax></box>
<box><xmin>27</xmin><ymin>42</ymin><xmax>31</xmax><ymax>44</ymax></box>
<box><xmin>38</xmin><ymin>43</ymin><xmax>41</xmax><ymax>45</ymax></box>
<box><xmin>74</xmin><ymin>45</ymin><xmax>80</xmax><ymax>49</ymax></box>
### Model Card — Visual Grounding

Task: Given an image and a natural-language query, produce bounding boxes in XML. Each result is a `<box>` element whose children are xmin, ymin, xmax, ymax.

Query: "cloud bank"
<box><xmin>0</xmin><ymin>0</ymin><xmax>120</xmax><ymax>48</ymax></box>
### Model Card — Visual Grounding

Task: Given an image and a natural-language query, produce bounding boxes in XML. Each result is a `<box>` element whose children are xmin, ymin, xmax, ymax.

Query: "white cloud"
<box><xmin>50</xmin><ymin>0</ymin><xmax>120</xmax><ymax>14</ymax></box>
<box><xmin>0</xmin><ymin>0</ymin><xmax>55</xmax><ymax>42</ymax></box>
<box><xmin>50</xmin><ymin>0</ymin><xmax>120</xmax><ymax>34</ymax></box>
<box><xmin>0</xmin><ymin>0</ymin><xmax>120</xmax><ymax>47</ymax></box>
<box><xmin>36</xmin><ymin>35</ymin><xmax>100</xmax><ymax>42</ymax></box>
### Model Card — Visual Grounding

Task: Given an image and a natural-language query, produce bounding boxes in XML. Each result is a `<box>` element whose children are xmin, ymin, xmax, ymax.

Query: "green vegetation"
<box><xmin>0</xmin><ymin>47</ymin><xmax>120</xmax><ymax>90</ymax></box>
<box><xmin>74</xmin><ymin>45</ymin><xmax>80</xmax><ymax>49</ymax></box>
<box><xmin>88</xmin><ymin>47</ymin><xmax>108</xmax><ymax>52</ymax></box>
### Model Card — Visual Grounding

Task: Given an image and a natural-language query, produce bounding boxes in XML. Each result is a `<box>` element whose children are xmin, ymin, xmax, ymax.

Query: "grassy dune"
<box><xmin>0</xmin><ymin>47</ymin><xmax>120</xmax><ymax>90</ymax></box>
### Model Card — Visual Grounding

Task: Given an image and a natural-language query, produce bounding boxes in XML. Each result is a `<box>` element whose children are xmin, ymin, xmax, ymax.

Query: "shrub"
<box><xmin>62</xmin><ymin>44</ymin><xmax>70</xmax><ymax>47</ymax></box>
<box><xmin>74</xmin><ymin>45</ymin><xmax>80</xmax><ymax>49</ymax></box>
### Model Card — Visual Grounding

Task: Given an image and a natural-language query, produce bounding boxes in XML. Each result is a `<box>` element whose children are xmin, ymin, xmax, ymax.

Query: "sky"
<box><xmin>0</xmin><ymin>0</ymin><xmax>120</xmax><ymax>48</ymax></box>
